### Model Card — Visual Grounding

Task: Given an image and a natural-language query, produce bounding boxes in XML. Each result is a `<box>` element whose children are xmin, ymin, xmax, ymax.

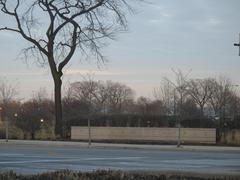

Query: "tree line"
<box><xmin>0</xmin><ymin>72</ymin><xmax>240</xmax><ymax>140</ymax></box>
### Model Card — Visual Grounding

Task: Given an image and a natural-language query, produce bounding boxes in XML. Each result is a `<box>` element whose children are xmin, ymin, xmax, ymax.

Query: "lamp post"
<box><xmin>5</xmin><ymin>117</ymin><xmax>8</xmax><ymax>142</ymax></box>
<box><xmin>40</xmin><ymin>118</ymin><xmax>44</xmax><ymax>139</ymax></box>
<box><xmin>88</xmin><ymin>118</ymin><xmax>91</xmax><ymax>148</ymax></box>
<box><xmin>177</xmin><ymin>120</ymin><xmax>181</xmax><ymax>147</ymax></box>
<box><xmin>173</xmin><ymin>87</ymin><xmax>181</xmax><ymax>148</ymax></box>
<box><xmin>176</xmin><ymin>85</ymin><xmax>188</xmax><ymax>148</ymax></box>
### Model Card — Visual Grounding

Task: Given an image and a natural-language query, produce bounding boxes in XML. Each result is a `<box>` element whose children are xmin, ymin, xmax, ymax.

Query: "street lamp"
<box><xmin>40</xmin><ymin>118</ymin><xmax>44</xmax><ymax>123</ymax></box>
<box><xmin>14</xmin><ymin>113</ymin><xmax>18</xmax><ymax>118</ymax></box>
<box><xmin>175</xmin><ymin>85</ymin><xmax>189</xmax><ymax>148</ymax></box>
<box><xmin>6</xmin><ymin>118</ymin><xmax>9</xmax><ymax>142</ymax></box>
<box><xmin>4</xmin><ymin>112</ymin><xmax>18</xmax><ymax>143</ymax></box>
<box><xmin>88</xmin><ymin>117</ymin><xmax>91</xmax><ymax>148</ymax></box>
<box><xmin>173</xmin><ymin>87</ymin><xmax>181</xmax><ymax>148</ymax></box>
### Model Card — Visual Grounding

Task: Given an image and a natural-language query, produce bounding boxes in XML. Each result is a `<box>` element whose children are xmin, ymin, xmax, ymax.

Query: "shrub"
<box><xmin>35</xmin><ymin>124</ymin><xmax>55</xmax><ymax>140</ymax></box>
<box><xmin>0</xmin><ymin>170</ymin><xmax>239</xmax><ymax>180</ymax></box>
<box><xmin>9</xmin><ymin>125</ymin><xmax>24</xmax><ymax>139</ymax></box>
<box><xmin>0</xmin><ymin>124</ymin><xmax>24</xmax><ymax>139</ymax></box>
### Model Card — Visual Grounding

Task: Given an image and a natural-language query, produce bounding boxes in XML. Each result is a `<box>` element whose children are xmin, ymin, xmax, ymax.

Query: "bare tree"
<box><xmin>0</xmin><ymin>78</ymin><xmax>18</xmax><ymax>106</ymax></box>
<box><xmin>226</xmin><ymin>92</ymin><xmax>240</xmax><ymax>120</ymax></box>
<box><xmin>135</xmin><ymin>96</ymin><xmax>165</xmax><ymax>116</ymax></box>
<box><xmin>70</xmin><ymin>81</ymin><xmax>96</xmax><ymax>104</ymax></box>
<box><xmin>160</xmin><ymin>69</ymin><xmax>190</xmax><ymax>147</ymax></box>
<box><xmin>68</xmin><ymin>80</ymin><xmax>134</xmax><ymax>114</ymax></box>
<box><xmin>0</xmin><ymin>0</ymin><xmax>135</xmax><ymax>137</ymax></box>
<box><xmin>0</xmin><ymin>78</ymin><xmax>18</xmax><ymax>123</ymax></box>
<box><xmin>153</xmin><ymin>79</ymin><xmax>174</xmax><ymax>116</ymax></box>
<box><xmin>32</xmin><ymin>87</ymin><xmax>49</xmax><ymax>102</ymax></box>
<box><xmin>162</xmin><ymin>69</ymin><xmax>190</xmax><ymax>119</ymax></box>
<box><xmin>16</xmin><ymin>98</ymin><xmax>54</xmax><ymax>140</ymax></box>
<box><xmin>207</xmin><ymin>76</ymin><xmax>240</xmax><ymax>131</ymax></box>
<box><xmin>186</xmin><ymin>78</ymin><xmax>213</xmax><ymax>116</ymax></box>
<box><xmin>136</xmin><ymin>96</ymin><xmax>151</xmax><ymax>115</ymax></box>
<box><xmin>68</xmin><ymin>79</ymin><xmax>102</xmax><ymax>114</ymax></box>
<box><xmin>106</xmin><ymin>81</ymin><xmax>135</xmax><ymax>114</ymax></box>
<box><xmin>208</xmin><ymin>76</ymin><xmax>234</xmax><ymax>119</ymax></box>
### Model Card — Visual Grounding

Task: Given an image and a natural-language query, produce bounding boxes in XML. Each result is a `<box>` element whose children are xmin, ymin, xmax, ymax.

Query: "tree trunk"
<box><xmin>54</xmin><ymin>77</ymin><xmax>63</xmax><ymax>138</ymax></box>
<box><xmin>31</xmin><ymin>132</ymin><xmax>35</xmax><ymax>140</ymax></box>
<box><xmin>200</xmin><ymin>105</ymin><xmax>204</xmax><ymax>117</ymax></box>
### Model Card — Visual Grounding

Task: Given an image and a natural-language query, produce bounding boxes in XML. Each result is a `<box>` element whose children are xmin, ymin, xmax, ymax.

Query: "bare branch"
<box><xmin>0</xmin><ymin>26</ymin><xmax>20</xmax><ymax>33</ymax></box>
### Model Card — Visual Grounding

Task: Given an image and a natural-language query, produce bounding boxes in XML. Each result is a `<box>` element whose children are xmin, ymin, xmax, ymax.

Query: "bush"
<box><xmin>0</xmin><ymin>124</ymin><xmax>24</xmax><ymax>139</ymax></box>
<box><xmin>0</xmin><ymin>125</ymin><xmax>5</xmax><ymax>139</ymax></box>
<box><xmin>9</xmin><ymin>125</ymin><xmax>24</xmax><ymax>139</ymax></box>
<box><xmin>0</xmin><ymin>170</ymin><xmax>239</xmax><ymax>180</ymax></box>
<box><xmin>35</xmin><ymin>124</ymin><xmax>55</xmax><ymax>140</ymax></box>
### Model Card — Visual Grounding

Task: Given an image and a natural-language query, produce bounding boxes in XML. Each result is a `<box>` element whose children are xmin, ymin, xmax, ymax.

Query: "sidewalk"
<box><xmin>0</xmin><ymin>139</ymin><xmax>240</xmax><ymax>153</ymax></box>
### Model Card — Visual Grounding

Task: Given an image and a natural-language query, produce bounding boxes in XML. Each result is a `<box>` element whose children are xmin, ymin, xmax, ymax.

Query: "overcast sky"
<box><xmin>0</xmin><ymin>0</ymin><xmax>240</xmax><ymax>100</ymax></box>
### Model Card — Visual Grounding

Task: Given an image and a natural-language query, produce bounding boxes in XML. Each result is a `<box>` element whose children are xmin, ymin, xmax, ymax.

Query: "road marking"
<box><xmin>160</xmin><ymin>159</ymin><xmax>240</xmax><ymax>166</ymax></box>
<box><xmin>0</xmin><ymin>153</ymin><xmax>24</xmax><ymax>156</ymax></box>
<box><xmin>0</xmin><ymin>157</ymin><xmax>143</xmax><ymax>164</ymax></box>
<box><xmin>84</xmin><ymin>157</ymin><xmax>143</xmax><ymax>160</ymax></box>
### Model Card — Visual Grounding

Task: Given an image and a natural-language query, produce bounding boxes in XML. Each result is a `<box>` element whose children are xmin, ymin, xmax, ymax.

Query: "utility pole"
<box><xmin>5</xmin><ymin>117</ymin><xmax>8</xmax><ymax>142</ymax></box>
<box><xmin>88</xmin><ymin>118</ymin><xmax>91</xmax><ymax>148</ymax></box>
<box><xmin>177</xmin><ymin>88</ymin><xmax>182</xmax><ymax>148</ymax></box>
<box><xmin>234</xmin><ymin>33</ymin><xmax>240</xmax><ymax>56</ymax></box>
<box><xmin>173</xmin><ymin>89</ymin><xmax>180</xmax><ymax>147</ymax></box>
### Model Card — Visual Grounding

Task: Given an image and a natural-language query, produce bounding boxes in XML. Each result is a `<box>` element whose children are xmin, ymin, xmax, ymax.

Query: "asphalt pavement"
<box><xmin>0</xmin><ymin>140</ymin><xmax>240</xmax><ymax>175</ymax></box>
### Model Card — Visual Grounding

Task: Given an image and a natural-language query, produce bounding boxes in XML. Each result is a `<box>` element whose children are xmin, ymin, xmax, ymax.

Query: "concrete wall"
<box><xmin>71</xmin><ymin>127</ymin><xmax>216</xmax><ymax>144</ymax></box>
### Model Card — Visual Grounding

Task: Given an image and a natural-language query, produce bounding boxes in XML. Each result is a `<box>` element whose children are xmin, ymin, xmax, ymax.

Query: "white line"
<box><xmin>0</xmin><ymin>153</ymin><xmax>24</xmax><ymax>156</ymax></box>
<box><xmin>0</xmin><ymin>159</ymin><xmax>62</xmax><ymax>164</ymax></box>
<box><xmin>0</xmin><ymin>157</ymin><xmax>143</xmax><ymax>165</ymax></box>
<box><xmin>84</xmin><ymin>157</ymin><xmax>142</xmax><ymax>161</ymax></box>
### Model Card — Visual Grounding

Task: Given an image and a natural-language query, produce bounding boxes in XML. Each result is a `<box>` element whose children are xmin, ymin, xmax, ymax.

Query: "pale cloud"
<box><xmin>149</xmin><ymin>19</ymin><xmax>161</xmax><ymax>24</ymax></box>
<box><xmin>0</xmin><ymin>69</ymin><xmax>127</xmax><ymax>77</ymax></box>
<box><xmin>149</xmin><ymin>3</ymin><xmax>163</xmax><ymax>11</ymax></box>
<box><xmin>189</xmin><ymin>17</ymin><xmax>222</xmax><ymax>33</ymax></box>
<box><xmin>64</xmin><ymin>69</ymin><xmax>123</xmax><ymax>76</ymax></box>
<box><xmin>161</xmin><ymin>12</ymin><xmax>172</xmax><ymax>18</ymax></box>
<box><xmin>207</xmin><ymin>17</ymin><xmax>221</xmax><ymax>26</ymax></box>
<box><xmin>148</xmin><ymin>12</ymin><xmax>172</xmax><ymax>24</ymax></box>
<box><xmin>0</xmin><ymin>72</ymin><xmax>45</xmax><ymax>76</ymax></box>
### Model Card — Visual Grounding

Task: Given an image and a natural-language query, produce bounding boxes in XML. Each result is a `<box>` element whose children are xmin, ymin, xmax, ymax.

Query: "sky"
<box><xmin>0</xmin><ymin>0</ymin><xmax>240</xmax><ymax>100</ymax></box>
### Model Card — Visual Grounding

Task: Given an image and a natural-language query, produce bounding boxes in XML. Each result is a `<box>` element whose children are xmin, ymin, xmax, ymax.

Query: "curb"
<box><xmin>1</xmin><ymin>140</ymin><xmax>240</xmax><ymax>153</ymax></box>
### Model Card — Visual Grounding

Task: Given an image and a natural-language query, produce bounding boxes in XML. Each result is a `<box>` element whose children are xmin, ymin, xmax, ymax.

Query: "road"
<box><xmin>0</xmin><ymin>143</ymin><xmax>240</xmax><ymax>175</ymax></box>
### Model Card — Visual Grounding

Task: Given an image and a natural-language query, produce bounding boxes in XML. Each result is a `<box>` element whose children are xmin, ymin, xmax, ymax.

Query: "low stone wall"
<box><xmin>71</xmin><ymin>127</ymin><xmax>216</xmax><ymax>144</ymax></box>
